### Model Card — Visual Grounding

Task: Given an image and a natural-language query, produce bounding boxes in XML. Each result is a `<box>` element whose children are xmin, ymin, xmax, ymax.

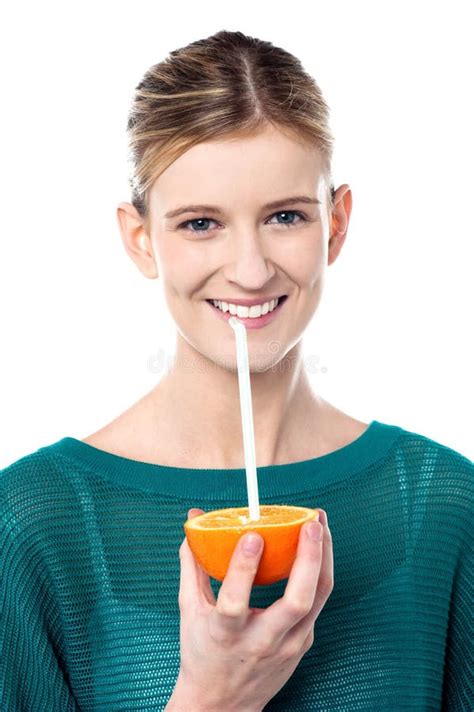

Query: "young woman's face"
<box><xmin>120</xmin><ymin>124</ymin><xmax>351</xmax><ymax>373</ymax></box>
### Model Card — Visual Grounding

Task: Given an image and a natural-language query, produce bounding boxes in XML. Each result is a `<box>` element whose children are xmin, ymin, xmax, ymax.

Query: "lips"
<box><xmin>206</xmin><ymin>294</ymin><xmax>288</xmax><ymax>329</ymax></box>
<box><xmin>206</xmin><ymin>295</ymin><xmax>287</xmax><ymax>308</ymax></box>
<box><xmin>206</xmin><ymin>295</ymin><xmax>287</xmax><ymax>310</ymax></box>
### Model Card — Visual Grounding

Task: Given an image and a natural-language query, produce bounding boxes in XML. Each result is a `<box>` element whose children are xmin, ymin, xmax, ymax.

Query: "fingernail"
<box><xmin>242</xmin><ymin>533</ymin><xmax>262</xmax><ymax>556</ymax></box>
<box><xmin>319</xmin><ymin>510</ymin><xmax>328</xmax><ymax>527</ymax></box>
<box><xmin>307</xmin><ymin>521</ymin><xmax>323</xmax><ymax>542</ymax></box>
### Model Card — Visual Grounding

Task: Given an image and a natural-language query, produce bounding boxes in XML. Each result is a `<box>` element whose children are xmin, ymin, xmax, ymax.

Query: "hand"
<box><xmin>170</xmin><ymin>507</ymin><xmax>333</xmax><ymax>711</ymax></box>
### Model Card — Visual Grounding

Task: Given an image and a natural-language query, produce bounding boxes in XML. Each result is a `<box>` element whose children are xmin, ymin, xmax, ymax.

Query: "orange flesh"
<box><xmin>186</xmin><ymin>505</ymin><xmax>316</xmax><ymax>529</ymax></box>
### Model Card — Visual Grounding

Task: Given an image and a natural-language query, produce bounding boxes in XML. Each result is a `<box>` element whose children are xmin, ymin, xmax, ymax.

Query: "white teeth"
<box><xmin>211</xmin><ymin>298</ymin><xmax>280</xmax><ymax>318</ymax></box>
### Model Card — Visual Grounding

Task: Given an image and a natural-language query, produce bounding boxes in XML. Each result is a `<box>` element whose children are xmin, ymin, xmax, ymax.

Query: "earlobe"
<box><xmin>116</xmin><ymin>202</ymin><xmax>158</xmax><ymax>279</ymax></box>
<box><xmin>327</xmin><ymin>229</ymin><xmax>347</xmax><ymax>266</ymax></box>
<box><xmin>327</xmin><ymin>184</ymin><xmax>351</xmax><ymax>266</ymax></box>
<box><xmin>137</xmin><ymin>234</ymin><xmax>159</xmax><ymax>279</ymax></box>
<box><xmin>135</xmin><ymin>233</ymin><xmax>159</xmax><ymax>279</ymax></box>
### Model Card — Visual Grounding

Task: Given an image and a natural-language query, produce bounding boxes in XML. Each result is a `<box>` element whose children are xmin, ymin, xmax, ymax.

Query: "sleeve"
<box><xmin>441</xmin><ymin>488</ymin><xmax>474</xmax><ymax>710</ymax></box>
<box><xmin>1</xmin><ymin>485</ymin><xmax>79</xmax><ymax>711</ymax></box>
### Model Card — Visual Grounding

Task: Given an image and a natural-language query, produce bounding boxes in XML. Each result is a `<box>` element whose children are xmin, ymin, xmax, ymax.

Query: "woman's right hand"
<box><xmin>167</xmin><ymin>507</ymin><xmax>334</xmax><ymax>712</ymax></box>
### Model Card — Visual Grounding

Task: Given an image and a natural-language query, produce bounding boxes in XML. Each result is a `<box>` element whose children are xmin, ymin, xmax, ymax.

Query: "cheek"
<box><xmin>157</xmin><ymin>229</ymin><xmax>325</xmax><ymax>291</ymax></box>
<box><xmin>158</xmin><ymin>243</ymin><xmax>208</xmax><ymax>294</ymax></box>
<box><xmin>287</xmin><ymin>239</ymin><xmax>325</xmax><ymax>285</ymax></box>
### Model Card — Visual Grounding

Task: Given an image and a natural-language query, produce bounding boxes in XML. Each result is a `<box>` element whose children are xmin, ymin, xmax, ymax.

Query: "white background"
<box><xmin>1</xmin><ymin>0</ymin><xmax>472</xmax><ymax>467</ymax></box>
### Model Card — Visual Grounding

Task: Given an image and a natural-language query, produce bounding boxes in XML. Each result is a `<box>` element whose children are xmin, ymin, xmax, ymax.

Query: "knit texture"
<box><xmin>1</xmin><ymin>420</ymin><xmax>472</xmax><ymax>711</ymax></box>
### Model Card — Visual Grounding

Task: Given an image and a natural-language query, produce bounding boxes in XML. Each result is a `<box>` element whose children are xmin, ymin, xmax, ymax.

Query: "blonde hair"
<box><xmin>126</xmin><ymin>30</ymin><xmax>336</xmax><ymax>233</ymax></box>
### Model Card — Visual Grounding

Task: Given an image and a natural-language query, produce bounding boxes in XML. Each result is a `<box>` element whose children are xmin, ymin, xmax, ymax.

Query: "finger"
<box><xmin>187</xmin><ymin>509</ymin><xmax>217</xmax><ymax>606</ymax></box>
<box><xmin>256</xmin><ymin>516</ymin><xmax>323</xmax><ymax>640</ymax></box>
<box><xmin>212</xmin><ymin>531</ymin><xmax>264</xmax><ymax>635</ymax></box>
<box><xmin>188</xmin><ymin>508</ymin><xmax>205</xmax><ymax>517</ymax></box>
<box><xmin>179</xmin><ymin>509</ymin><xmax>216</xmax><ymax>609</ymax></box>
<box><xmin>301</xmin><ymin>510</ymin><xmax>334</xmax><ymax>619</ymax></box>
<box><xmin>278</xmin><ymin>511</ymin><xmax>334</xmax><ymax>647</ymax></box>
<box><xmin>187</xmin><ymin>508</ymin><xmax>216</xmax><ymax>606</ymax></box>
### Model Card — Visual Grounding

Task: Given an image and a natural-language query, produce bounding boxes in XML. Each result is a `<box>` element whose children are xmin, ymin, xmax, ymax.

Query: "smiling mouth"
<box><xmin>206</xmin><ymin>295</ymin><xmax>288</xmax><ymax>314</ymax></box>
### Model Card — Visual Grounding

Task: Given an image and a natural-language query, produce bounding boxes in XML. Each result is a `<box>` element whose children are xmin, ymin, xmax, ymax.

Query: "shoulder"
<box><xmin>0</xmin><ymin>447</ymin><xmax>51</xmax><ymax>492</ymax></box>
<box><xmin>393</xmin><ymin>423</ymin><xmax>473</xmax><ymax>481</ymax></box>
<box><xmin>0</xmin><ymin>436</ymin><xmax>95</xmax><ymax>485</ymax></box>
<box><xmin>388</xmin><ymin>423</ymin><xmax>472</xmax><ymax>535</ymax></box>
<box><xmin>0</xmin><ymin>444</ymin><xmax>82</xmax><ymax>540</ymax></box>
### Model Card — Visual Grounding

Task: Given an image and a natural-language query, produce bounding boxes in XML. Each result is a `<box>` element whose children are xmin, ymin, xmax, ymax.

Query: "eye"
<box><xmin>267</xmin><ymin>210</ymin><xmax>307</xmax><ymax>227</ymax></box>
<box><xmin>177</xmin><ymin>210</ymin><xmax>308</xmax><ymax>236</ymax></box>
<box><xmin>178</xmin><ymin>217</ymin><xmax>219</xmax><ymax>235</ymax></box>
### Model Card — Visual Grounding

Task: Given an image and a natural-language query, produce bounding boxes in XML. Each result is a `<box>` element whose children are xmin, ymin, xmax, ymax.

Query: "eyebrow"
<box><xmin>163</xmin><ymin>195</ymin><xmax>321</xmax><ymax>220</ymax></box>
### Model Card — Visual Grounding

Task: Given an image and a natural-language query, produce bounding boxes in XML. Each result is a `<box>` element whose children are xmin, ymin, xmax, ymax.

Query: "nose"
<box><xmin>223</xmin><ymin>234</ymin><xmax>277</xmax><ymax>290</ymax></box>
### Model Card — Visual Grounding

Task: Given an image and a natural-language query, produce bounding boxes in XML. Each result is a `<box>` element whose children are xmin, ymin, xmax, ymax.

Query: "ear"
<box><xmin>327</xmin><ymin>185</ymin><xmax>352</xmax><ymax>267</ymax></box>
<box><xmin>116</xmin><ymin>202</ymin><xmax>158</xmax><ymax>279</ymax></box>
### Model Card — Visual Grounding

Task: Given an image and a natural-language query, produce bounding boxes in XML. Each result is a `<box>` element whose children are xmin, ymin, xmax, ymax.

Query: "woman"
<box><xmin>1</xmin><ymin>30</ymin><xmax>472</xmax><ymax>711</ymax></box>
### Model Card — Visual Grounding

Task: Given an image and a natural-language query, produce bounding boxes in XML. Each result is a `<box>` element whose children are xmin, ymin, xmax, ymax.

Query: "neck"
<box><xmin>145</xmin><ymin>333</ymin><xmax>329</xmax><ymax>468</ymax></box>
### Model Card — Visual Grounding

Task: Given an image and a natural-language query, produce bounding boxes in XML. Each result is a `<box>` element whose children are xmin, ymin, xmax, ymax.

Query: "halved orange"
<box><xmin>184</xmin><ymin>504</ymin><xmax>320</xmax><ymax>585</ymax></box>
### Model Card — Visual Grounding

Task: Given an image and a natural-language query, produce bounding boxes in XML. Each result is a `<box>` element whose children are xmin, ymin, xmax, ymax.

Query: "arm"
<box><xmin>441</xmin><ymin>521</ymin><xmax>474</xmax><ymax>709</ymax></box>
<box><xmin>441</xmin><ymin>465</ymin><xmax>474</xmax><ymax>712</ymax></box>
<box><xmin>1</xmin><ymin>489</ymin><xmax>79</xmax><ymax>711</ymax></box>
<box><xmin>165</xmin><ymin>673</ymin><xmax>262</xmax><ymax>712</ymax></box>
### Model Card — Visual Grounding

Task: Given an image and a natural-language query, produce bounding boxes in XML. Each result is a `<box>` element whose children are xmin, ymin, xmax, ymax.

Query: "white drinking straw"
<box><xmin>228</xmin><ymin>316</ymin><xmax>260</xmax><ymax>521</ymax></box>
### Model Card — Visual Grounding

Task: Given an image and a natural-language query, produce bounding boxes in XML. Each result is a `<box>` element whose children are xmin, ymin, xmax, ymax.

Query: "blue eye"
<box><xmin>177</xmin><ymin>210</ymin><xmax>307</xmax><ymax>236</ymax></box>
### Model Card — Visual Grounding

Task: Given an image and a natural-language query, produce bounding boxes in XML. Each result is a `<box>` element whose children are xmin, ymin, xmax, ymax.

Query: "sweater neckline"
<box><xmin>44</xmin><ymin>420</ymin><xmax>404</xmax><ymax>498</ymax></box>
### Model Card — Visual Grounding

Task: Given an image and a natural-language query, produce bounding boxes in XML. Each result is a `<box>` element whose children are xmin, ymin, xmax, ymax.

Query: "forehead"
<box><xmin>149</xmin><ymin>126</ymin><xmax>324</xmax><ymax>213</ymax></box>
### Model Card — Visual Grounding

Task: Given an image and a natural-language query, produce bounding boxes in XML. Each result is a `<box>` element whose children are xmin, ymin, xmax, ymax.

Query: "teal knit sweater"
<box><xmin>1</xmin><ymin>420</ymin><xmax>472</xmax><ymax>711</ymax></box>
